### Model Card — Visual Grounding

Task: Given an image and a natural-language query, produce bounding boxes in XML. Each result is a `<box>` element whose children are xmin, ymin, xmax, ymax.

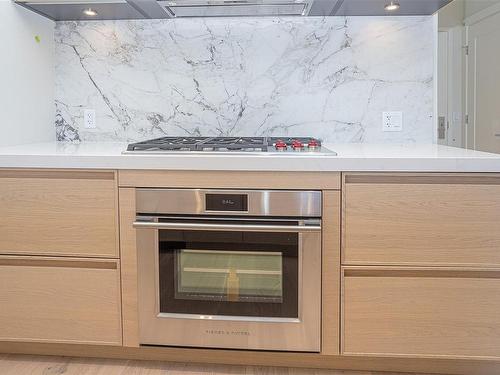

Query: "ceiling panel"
<box><xmin>330</xmin><ymin>0</ymin><xmax>452</xmax><ymax>16</ymax></box>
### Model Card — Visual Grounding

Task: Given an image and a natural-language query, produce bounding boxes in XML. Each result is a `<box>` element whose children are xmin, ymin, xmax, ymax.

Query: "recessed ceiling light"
<box><xmin>384</xmin><ymin>1</ymin><xmax>400</xmax><ymax>11</ymax></box>
<box><xmin>83</xmin><ymin>8</ymin><xmax>98</xmax><ymax>16</ymax></box>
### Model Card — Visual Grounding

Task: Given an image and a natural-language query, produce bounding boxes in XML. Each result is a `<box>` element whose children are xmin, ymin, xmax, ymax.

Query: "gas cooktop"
<box><xmin>125</xmin><ymin>136</ymin><xmax>336</xmax><ymax>155</ymax></box>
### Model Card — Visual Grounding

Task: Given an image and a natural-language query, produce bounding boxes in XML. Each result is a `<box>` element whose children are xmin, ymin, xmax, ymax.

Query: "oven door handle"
<box><xmin>132</xmin><ymin>221</ymin><xmax>321</xmax><ymax>233</ymax></box>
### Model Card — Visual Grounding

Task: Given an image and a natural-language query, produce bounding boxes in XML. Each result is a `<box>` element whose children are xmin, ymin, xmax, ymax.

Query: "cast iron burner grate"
<box><xmin>126</xmin><ymin>136</ymin><xmax>323</xmax><ymax>152</ymax></box>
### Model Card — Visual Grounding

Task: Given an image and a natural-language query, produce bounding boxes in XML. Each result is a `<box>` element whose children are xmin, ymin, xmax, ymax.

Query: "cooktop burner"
<box><xmin>125</xmin><ymin>136</ymin><xmax>336</xmax><ymax>155</ymax></box>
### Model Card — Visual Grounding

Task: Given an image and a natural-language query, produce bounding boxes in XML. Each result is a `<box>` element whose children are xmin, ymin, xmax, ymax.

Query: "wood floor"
<box><xmin>0</xmin><ymin>354</ymin><xmax>434</xmax><ymax>375</ymax></box>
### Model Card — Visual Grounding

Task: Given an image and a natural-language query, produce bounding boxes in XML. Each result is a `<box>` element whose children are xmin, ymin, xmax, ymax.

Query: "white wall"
<box><xmin>465</xmin><ymin>0</ymin><xmax>500</xmax><ymax>17</ymax></box>
<box><xmin>438</xmin><ymin>0</ymin><xmax>464</xmax><ymax>28</ymax></box>
<box><xmin>0</xmin><ymin>1</ymin><xmax>55</xmax><ymax>147</ymax></box>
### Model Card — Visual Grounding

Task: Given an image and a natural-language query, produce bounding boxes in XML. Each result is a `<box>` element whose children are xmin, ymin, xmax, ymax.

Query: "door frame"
<box><xmin>437</xmin><ymin>29</ymin><xmax>449</xmax><ymax>145</ymax></box>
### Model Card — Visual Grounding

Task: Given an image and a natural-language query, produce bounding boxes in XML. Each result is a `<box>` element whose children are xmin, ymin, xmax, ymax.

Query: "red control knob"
<box><xmin>275</xmin><ymin>139</ymin><xmax>287</xmax><ymax>151</ymax></box>
<box><xmin>308</xmin><ymin>139</ymin><xmax>320</xmax><ymax>149</ymax></box>
<box><xmin>291</xmin><ymin>140</ymin><xmax>304</xmax><ymax>150</ymax></box>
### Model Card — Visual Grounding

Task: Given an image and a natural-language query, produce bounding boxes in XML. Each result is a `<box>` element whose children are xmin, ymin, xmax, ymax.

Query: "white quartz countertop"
<box><xmin>0</xmin><ymin>141</ymin><xmax>499</xmax><ymax>172</ymax></box>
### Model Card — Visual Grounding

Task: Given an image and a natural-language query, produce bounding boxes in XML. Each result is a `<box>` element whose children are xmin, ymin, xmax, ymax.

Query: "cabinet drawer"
<box><xmin>0</xmin><ymin>256</ymin><xmax>122</xmax><ymax>345</ymax></box>
<box><xmin>343</xmin><ymin>173</ymin><xmax>500</xmax><ymax>267</ymax></box>
<box><xmin>342</xmin><ymin>267</ymin><xmax>500</xmax><ymax>358</ymax></box>
<box><xmin>0</xmin><ymin>170</ymin><xmax>118</xmax><ymax>257</ymax></box>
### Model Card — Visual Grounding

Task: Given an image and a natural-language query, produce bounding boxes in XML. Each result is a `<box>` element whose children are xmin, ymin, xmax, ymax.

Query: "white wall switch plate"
<box><xmin>84</xmin><ymin>109</ymin><xmax>96</xmax><ymax>129</ymax></box>
<box><xmin>382</xmin><ymin>111</ymin><xmax>403</xmax><ymax>132</ymax></box>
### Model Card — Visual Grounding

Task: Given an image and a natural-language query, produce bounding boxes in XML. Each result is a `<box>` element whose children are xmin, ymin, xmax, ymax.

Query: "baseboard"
<box><xmin>0</xmin><ymin>341</ymin><xmax>500</xmax><ymax>375</ymax></box>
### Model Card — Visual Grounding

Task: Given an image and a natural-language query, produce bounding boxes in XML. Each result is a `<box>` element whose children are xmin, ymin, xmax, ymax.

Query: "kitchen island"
<box><xmin>0</xmin><ymin>142</ymin><xmax>499</xmax><ymax>375</ymax></box>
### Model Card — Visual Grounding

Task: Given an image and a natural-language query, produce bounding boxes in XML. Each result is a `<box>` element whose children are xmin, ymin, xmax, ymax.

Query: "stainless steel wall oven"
<box><xmin>135</xmin><ymin>189</ymin><xmax>321</xmax><ymax>352</ymax></box>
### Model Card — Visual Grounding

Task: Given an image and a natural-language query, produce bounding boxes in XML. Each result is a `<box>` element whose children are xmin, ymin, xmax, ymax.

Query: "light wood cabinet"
<box><xmin>0</xmin><ymin>170</ymin><xmax>118</xmax><ymax>258</ymax></box>
<box><xmin>118</xmin><ymin>170</ymin><xmax>341</xmax><ymax>190</ymax></box>
<box><xmin>321</xmin><ymin>191</ymin><xmax>341</xmax><ymax>355</ymax></box>
<box><xmin>343</xmin><ymin>173</ymin><xmax>500</xmax><ymax>267</ymax></box>
<box><xmin>342</xmin><ymin>267</ymin><xmax>500</xmax><ymax>358</ymax></box>
<box><xmin>0</xmin><ymin>256</ymin><xmax>122</xmax><ymax>345</ymax></box>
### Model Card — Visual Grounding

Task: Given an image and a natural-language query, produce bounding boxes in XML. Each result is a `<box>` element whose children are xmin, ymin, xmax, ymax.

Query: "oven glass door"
<box><xmin>156</xmin><ymin>218</ymin><xmax>299</xmax><ymax>318</ymax></box>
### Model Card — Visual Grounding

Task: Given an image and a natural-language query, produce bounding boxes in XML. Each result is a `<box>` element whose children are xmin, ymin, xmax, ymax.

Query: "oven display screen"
<box><xmin>206</xmin><ymin>194</ymin><xmax>248</xmax><ymax>212</ymax></box>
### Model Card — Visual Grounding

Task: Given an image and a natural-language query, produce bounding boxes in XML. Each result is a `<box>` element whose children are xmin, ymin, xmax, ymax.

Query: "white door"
<box><xmin>437</xmin><ymin>26</ymin><xmax>464</xmax><ymax>148</ymax></box>
<box><xmin>466</xmin><ymin>8</ymin><xmax>500</xmax><ymax>153</ymax></box>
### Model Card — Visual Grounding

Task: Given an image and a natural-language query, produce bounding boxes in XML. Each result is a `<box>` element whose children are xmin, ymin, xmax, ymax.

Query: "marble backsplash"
<box><xmin>55</xmin><ymin>16</ymin><xmax>434</xmax><ymax>143</ymax></box>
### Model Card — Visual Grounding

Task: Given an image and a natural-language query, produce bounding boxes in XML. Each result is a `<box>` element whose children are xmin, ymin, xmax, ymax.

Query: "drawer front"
<box><xmin>343</xmin><ymin>174</ymin><xmax>500</xmax><ymax>267</ymax></box>
<box><xmin>0</xmin><ymin>170</ymin><xmax>118</xmax><ymax>257</ymax></box>
<box><xmin>342</xmin><ymin>267</ymin><xmax>500</xmax><ymax>358</ymax></box>
<box><xmin>0</xmin><ymin>256</ymin><xmax>122</xmax><ymax>345</ymax></box>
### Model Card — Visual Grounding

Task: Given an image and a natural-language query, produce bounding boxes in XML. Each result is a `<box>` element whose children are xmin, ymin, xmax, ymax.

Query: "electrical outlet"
<box><xmin>84</xmin><ymin>109</ymin><xmax>96</xmax><ymax>129</ymax></box>
<box><xmin>382</xmin><ymin>111</ymin><xmax>403</xmax><ymax>132</ymax></box>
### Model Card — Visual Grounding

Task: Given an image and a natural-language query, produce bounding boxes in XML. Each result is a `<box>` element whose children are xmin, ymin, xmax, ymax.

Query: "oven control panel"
<box><xmin>205</xmin><ymin>193</ymin><xmax>248</xmax><ymax>212</ymax></box>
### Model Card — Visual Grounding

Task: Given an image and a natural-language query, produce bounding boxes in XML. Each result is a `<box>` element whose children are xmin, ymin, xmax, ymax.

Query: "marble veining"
<box><xmin>55</xmin><ymin>16</ymin><xmax>434</xmax><ymax>143</ymax></box>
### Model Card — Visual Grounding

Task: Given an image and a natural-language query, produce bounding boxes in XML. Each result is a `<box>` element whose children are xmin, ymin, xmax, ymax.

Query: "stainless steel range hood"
<box><xmin>15</xmin><ymin>0</ymin><xmax>452</xmax><ymax>21</ymax></box>
<box><xmin>158</xmin><ymin>0</ymin><xmax>313</xmax><ymax>17</ymax></box>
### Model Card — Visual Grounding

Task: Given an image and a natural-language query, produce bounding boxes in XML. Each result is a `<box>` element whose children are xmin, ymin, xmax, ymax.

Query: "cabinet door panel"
<box><xmin>343</xmin><ymin>268</ymin><xmax>500</xmax><ymax>358</ymax></box>
<box><xmin>343</xmin><ymin>173</ymin><xmax>500</xmax><ymax>267</ymax></box>
<box><xmin>0</xmin><ymin>170</ymin><xmax>118</xmax><ymax>257</ymax></box>
<box><xmin>0</xmin><ymin>256</ymin><xmax>122</xmax><ymax>345</ymax></box>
